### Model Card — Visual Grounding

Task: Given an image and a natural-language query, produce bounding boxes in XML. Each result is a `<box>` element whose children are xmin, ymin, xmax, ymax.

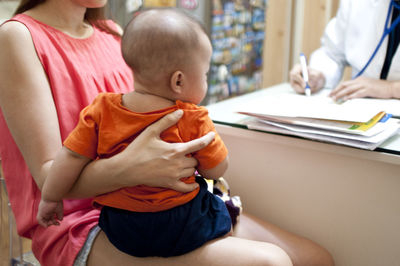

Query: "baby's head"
<box><xmin>121</xmin><ymin>8</ymin><xmax>212</xmax><ymax>104</ymax></box>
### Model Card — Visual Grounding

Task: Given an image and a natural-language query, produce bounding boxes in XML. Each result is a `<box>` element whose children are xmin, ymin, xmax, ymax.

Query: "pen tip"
<box><xmin>305</xmin><ymin>85</ymin><xmax>311</xmax><ymax>96</ymax></box>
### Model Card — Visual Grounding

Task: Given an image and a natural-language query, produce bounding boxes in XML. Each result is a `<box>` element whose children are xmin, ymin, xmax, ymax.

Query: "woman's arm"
<box><xmin>0</xmin><ymin>22</ymin><xmax>62</xmax><ymax>189</ymax></box>
<box><xmin>67</xmin><ymin>111</ymin><xmax>216</xmax><ymax>198</ymax></box>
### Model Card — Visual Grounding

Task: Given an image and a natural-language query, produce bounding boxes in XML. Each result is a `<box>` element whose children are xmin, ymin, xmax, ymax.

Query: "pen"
<box><xmin>299</xmin><ymin>53</ymin><xmax>311</xmax><ymax>96</ymax></box>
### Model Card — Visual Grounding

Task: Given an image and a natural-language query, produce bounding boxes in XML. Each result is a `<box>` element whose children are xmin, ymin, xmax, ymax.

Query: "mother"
<box><xmin>0</xmin><ymin>0</ymin><xmax>334</xmax><ymax>265</ymax></box>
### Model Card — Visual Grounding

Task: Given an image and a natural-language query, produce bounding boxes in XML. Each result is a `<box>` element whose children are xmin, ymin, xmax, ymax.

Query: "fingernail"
<box><xmin>174</xmin><ymin>109</ymin><xmax>183</xmax><ymax>117</ymax></box>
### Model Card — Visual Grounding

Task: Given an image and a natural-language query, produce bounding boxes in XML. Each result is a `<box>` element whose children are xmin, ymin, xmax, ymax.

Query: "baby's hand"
<box><xmin>37</xmin><ymin>199</ymin><xmax>64</xmax><ymax>227</ymax></box>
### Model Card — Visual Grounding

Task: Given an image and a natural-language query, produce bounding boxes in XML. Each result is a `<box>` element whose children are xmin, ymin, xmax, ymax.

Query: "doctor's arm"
<box><xmin>308</xmin><ymin>0</ymin><xmax>350</xmax><ymax>90</ymax></box>
<box><xmin>290</xmin><ymin>0</ymin><xmax>350</xmax><ymax>94</ymax></box>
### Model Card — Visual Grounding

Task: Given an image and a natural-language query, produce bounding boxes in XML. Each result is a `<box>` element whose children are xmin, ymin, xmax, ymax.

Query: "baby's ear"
<box><xmin>170</xmin><ymin>71</ymin><xmax>184</xmax><ymax>94</ymax></box>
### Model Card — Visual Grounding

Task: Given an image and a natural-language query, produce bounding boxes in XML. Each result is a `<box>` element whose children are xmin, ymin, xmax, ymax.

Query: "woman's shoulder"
<box><xmin>0</xmin><ymin>18</ymin><xmax>31</xmax><ymax>37</ymax></box>
<box><xmin>0</xmin><ymin>19</ymin><xmax>33</xmax><ymax>54</ymax></box>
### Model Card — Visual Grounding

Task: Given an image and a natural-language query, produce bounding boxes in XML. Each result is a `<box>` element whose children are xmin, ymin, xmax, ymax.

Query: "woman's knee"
<box><xmin>218</xmin><ymin>237</ymin><xmax>293</xmax><ymax>266</ymax></box>
<box><xmin>255</xmin><ymin>243</ymin><xmax>293</xmax><ymax>266</ymax></box>
<box><xmin>294</xmin><ymin>244</ymin><xmax>335</xmax><ymax>266</ymax></box>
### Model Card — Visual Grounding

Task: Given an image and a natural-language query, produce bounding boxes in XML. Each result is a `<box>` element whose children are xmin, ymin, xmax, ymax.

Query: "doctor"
<box><xmin>290</xmin><ymin>0</ymin><xmax>400</xmax><ymax>101</ymax></box>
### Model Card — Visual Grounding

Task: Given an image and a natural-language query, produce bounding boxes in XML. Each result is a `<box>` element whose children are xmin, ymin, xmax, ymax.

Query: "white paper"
<box><xmin>246</xmin><ymin>118</ymin><xmax>400</xmax><ymax>150</ymax></box>
<box><xmin>238</xmin><ymin>113</ymin><xmax>391</xmax><ymax>137</ymax></box>
<box><xmin>258</xmin><ymin>119</ymin><xmax>400</xmax><ymax>143</ymax></box>
<box><xmin>237</xmin><ymin>93</ymin><xmax>385</xmax><ymax>123</ymax></box>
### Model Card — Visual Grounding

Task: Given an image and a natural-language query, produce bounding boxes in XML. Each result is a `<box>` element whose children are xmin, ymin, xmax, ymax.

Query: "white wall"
<box><xmin>0</xmin><ymin>1</ymin><xmax>19</xmax><ymax>23</ymax></box>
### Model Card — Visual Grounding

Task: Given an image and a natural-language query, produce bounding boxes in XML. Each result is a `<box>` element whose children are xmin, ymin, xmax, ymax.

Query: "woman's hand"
<box><xmin>118</xmin><ymin>109</ymin><xmax>215</xmax><ymax>192</ymax></box>
<box><xmin>329</xmin><ymin>77</ymin><xmax>397</xmax><ymax>101</ymax></box>
<box><xmin>69</xmin><ymin>110</ymin><xmax>216</xmax><ymax>198</ymax></box>
<box><xmin>289</xmin><ymin>64</ymin><xmax>326</xmax><ymax>95</ymax></box>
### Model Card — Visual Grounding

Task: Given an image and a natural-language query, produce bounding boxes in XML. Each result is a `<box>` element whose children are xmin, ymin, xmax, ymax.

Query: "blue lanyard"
<box><xmin>354</xmin><ymin>0</ymin><xmax>400</xmax><ymax>78</ymax></box>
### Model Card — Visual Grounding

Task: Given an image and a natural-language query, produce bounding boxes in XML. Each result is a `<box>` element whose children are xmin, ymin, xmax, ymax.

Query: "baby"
<box><xmin>37</xmin><ymin>8</ymin><xmax>231</xmax><ymax>257</ymax></box>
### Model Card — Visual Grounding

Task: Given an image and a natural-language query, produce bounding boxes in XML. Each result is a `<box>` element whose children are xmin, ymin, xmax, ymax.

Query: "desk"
<box><xmin>207</xmin><ymin>83</ymin><xmax>400</xmax><ymax>266</ymax></box>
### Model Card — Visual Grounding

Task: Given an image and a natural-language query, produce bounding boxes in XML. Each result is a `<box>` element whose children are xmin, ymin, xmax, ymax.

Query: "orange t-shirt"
<box><xmin>64</xmin><ymin>93</ymin><xmax>228</xmax><ymax>212</ymax></box>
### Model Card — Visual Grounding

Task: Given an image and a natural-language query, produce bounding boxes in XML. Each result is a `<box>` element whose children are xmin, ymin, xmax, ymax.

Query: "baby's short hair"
<box><xmin>121</xmin><ymin>8</ymin><xmax>208</xmax><ymax>85</ymax></box>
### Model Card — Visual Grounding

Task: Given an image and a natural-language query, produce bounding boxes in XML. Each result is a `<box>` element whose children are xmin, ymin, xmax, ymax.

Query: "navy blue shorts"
<box><xmin>98</xmin><ymin>177</ymin><xmax>232</xmax><ymax>257</ymax></box>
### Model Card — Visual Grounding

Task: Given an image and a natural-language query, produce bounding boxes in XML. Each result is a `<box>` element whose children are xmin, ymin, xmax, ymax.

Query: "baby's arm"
<box><xmin>37</xmin><ymin>146</ymin><xmax>91</xmax><ymax>227</ymax></box>
<box><xmin>186</xmin><ymin>109</ymin><xmax>229</xmax><ymax>181</ymax></box>
<box><xmin>197</xmin><ymin>155</ymin><xmax>229</xmax><ymax>181</ymax></box>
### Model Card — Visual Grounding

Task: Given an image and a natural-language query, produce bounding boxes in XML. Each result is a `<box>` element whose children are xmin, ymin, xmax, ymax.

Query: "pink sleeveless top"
<box><xmin>0</xmin><ymin>14</ymin><xmax>133</xmax><ymax>266</ymax></box>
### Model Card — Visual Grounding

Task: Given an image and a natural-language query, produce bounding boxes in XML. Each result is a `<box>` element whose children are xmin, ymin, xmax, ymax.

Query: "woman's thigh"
<box><xmin>234</xmin><ymin>212</ymin><xmax>335</xmax><ymax>266</ymax></box>
<box><xmin>87</xmin><ymin>229</ymin><xmax>292</xmax><ymax>266</ymax></box>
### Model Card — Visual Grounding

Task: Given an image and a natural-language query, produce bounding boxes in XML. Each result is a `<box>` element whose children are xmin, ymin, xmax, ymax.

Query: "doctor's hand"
<box><xmin>329</xmin><ymin>77</ymin><xmax>397</xmax><ymax>101</ymax></box>
<box><xmin>289</xmin><ymin>64</ymin><xmax>325</xmax><ymax>95</ymax></box>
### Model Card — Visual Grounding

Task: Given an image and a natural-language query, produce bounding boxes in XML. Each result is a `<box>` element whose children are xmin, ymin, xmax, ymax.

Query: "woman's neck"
<box><xmin>24</xmin><ymin>0</ymin><xmax>92</xmax><ymax>38</ymax></box>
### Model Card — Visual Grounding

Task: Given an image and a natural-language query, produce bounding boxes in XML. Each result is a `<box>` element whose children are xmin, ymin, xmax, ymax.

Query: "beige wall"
<box><xmin>262</xmin><ymin>0</ymin><xmax>292</xmax><ymax>88</ymax></box>
<box><xmin>216</xmin><ymin>123</ymin><xmax>400</xmax><ymax>266</ymax></box>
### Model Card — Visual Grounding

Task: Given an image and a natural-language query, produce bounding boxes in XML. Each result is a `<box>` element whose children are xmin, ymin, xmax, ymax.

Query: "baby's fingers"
<box><xmin>50</xmin><ymin>219</ymin><xmax>60</xmax><ymax>226</ymax></box>
<box><xmin>56</xmin><ymin>207</ymin><xmax>64</xmax><ymax>221</ymax></box>
<box><xmin>37</xmin><ymin>216</ymin><xmax>49</xmax><ymax>228</ymax></box>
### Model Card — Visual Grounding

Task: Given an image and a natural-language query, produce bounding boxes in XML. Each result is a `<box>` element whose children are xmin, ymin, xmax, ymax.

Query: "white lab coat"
<box><xmin>309</xmin><ymin>0</ymin><xmax>400</xmax><ymax>89</ymax></box>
